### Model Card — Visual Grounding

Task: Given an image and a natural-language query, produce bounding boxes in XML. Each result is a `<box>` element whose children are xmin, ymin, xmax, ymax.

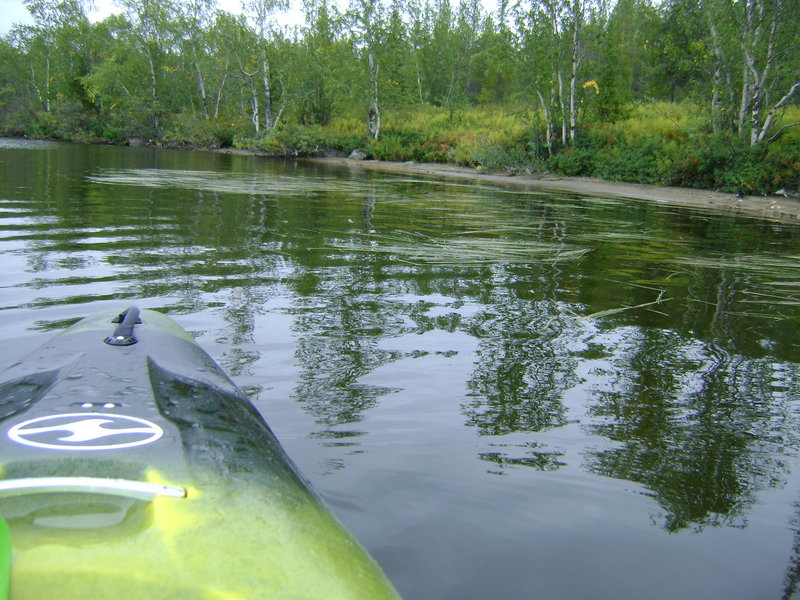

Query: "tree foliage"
<box><xmin>1</xmin><ymin>0</ymin><xmax>798</xmax><ymax>168</ymax></box>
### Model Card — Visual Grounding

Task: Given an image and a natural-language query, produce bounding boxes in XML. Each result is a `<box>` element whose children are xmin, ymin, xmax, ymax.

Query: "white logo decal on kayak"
<box><xmin>7</xmin><ymin>413</ymin><xmax>163</xmax><ymax>451</ymax></box>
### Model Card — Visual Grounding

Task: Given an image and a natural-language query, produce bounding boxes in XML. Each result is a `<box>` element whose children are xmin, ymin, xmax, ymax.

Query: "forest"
<box><xmin>1</xmin><ymin>0</ymin><xmax>798</xmax><ymax>194</ymax></box>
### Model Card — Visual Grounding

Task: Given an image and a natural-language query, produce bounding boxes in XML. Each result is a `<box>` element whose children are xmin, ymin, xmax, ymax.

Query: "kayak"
<box><xmin>0</xmin><ymin>307</ymin><xmax>401</xmax><ymax>599</ymax></box>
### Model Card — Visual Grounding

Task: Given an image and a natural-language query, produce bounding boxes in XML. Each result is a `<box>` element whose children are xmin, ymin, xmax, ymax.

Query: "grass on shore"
<box><xmin>234</xmin><ymin>102</ymin><xmax>800</xmax><ymax>195</ymax></box>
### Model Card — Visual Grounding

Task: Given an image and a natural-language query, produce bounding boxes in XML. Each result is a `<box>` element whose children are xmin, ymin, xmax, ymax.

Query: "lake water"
<box><xmin>2</xmin><ymin>138</ymin><xmax>800</xmax><ymax>599</ymax></box>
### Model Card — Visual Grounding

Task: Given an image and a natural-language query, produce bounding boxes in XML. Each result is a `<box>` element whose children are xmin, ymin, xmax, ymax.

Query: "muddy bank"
<box><xmin>295</xmin><ymin>156</ymin><xmax>800</xmax><ymax>225</ymax></box>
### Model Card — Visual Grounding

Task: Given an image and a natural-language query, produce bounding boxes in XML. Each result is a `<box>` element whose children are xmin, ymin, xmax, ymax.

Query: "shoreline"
<box><xmin>8</xmin><ymin>137</ymin><xmax>799</xmax><ymax>224</ymax></box>
<box><xmin>296</xmin><ymin>156</ymin><xmax>800</xmax><ymax>224</ymax></box>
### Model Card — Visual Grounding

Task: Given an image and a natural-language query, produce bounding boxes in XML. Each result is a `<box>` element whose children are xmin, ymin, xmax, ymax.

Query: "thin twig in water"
<box><xmin>606</xmin><ymin>278</ymin><xmax>668</xmax><ymax>292</ymax></box>
<box><xmin>576</xmin><ymin>290</ymin><xmax>669</xmax><ymax>322</ymax></box>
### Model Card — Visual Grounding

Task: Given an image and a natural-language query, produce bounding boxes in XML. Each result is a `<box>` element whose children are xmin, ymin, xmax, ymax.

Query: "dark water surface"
<box><xmin>2</xmin><ymin>138</ymin><xmax>800</xmax><ymax>599</ymax></box>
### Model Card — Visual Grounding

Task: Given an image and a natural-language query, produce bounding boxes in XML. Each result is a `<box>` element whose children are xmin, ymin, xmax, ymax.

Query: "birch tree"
<box><xmin>567</xmin><ymin>0</ymin><xmax>583</xmax><ymax>143</ymax></box>
<box><xmin>738</xmin><ymin>0</ymin><xmax>800</xmax><ymax>144</ymax></box>
<box><xmin>180</xmin><ymin>0</ymin><xmax>216</xmax><ymax>119</ymax></box>
<box><xmin>405</xmin><ymin>0</ymin><xmax>427</xmax><ymax>104</ymax></box>
<box><xmin>244</xmin><ymin>0</ymin><xmax>290</xmax><ymax>135</ymax></box>
<box><xmin>517</xmin><ymin>1</ymin><xmax>560</xmax><ymax>152</ymax></box>
<box><xmin>20</xmin><ymin>0</ymin><xmax>91</xmax><ymax>113</ymax></box>
<box><xmin>299</xmin><ymin>0</ymin><xmax>341</xmax><ymax>124</ymax></box>
<box><xmin>422</xmin><ymin>0</ymin><xmax>458</xmax><ymax>106</ymax></box>
<box><xmin>414</xmin><ymin>0</ymin><xmax>485</xmax><ymax>108</ymax></box>
<box><xmin>381</xmin><ymin>0</ymin><xmax>417</xmax><ymax>107</ymax></box>
<box><xmin>349</xmin><ymin>0</ymin><xmax>385</xmax><ymax>140</ymax></box>
<box><xmin>115</xmin><ymin>0</ymin><xmax>177</xmax><ymax>127</ymax></box>
<box><xmin>518</xmin><ymin>0</ymin><xmax>569</xmax><ymax>148</ymax></box>
<box><xmin>205</xmin><ymin>12</ymin><xmax>242</xmax><ymax>120</ymax></box>
<box><xmin>217</xmin><ymin>13</ymin><xmax>263</xmax><ymax>133</ymax></box>
<box><xmin>704</xmin><ymin>0</ymin><xmax>800</xmax><ymax>145</ymax></box>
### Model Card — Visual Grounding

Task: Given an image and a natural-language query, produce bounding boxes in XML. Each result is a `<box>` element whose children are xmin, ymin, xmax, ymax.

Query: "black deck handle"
<box><xmin>105</xmin><ymin>306</ymin><xmax>141</xmax><ymax>346</ymax></box>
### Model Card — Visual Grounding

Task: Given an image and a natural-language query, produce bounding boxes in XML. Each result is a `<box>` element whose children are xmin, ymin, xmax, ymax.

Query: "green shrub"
<box><xmin>414</xmin><ymin>137</ymin><xmax>457</xmax><ymax>163</ymax></box>
<box><xmin>92</xmin><ymin>104</ymin><xmax>161</xmax><ymax>143</ymax></box>
<box><xmin>366</xmin><ymin>131</ymin><xmax>423</xmax><ymax>161</ymax></box>
<box><xmin>472</xmin><ymin>143</ymin><xmax>532</xmax><ymax>172</ymax></box>
<box><xmin>548</xmin><ymin>141</ymin><xmax>598</xmax><ymax>176</ymax></box>
<box><xmin>162</xmin><ymin>114</ymin><xmax>242</xmax><ymax>148</ymax></box>
<box><xmin>765</xmin><ymin>142</ymin><xmax>800</xmax><ymax>192</ymax></box>
<box><xmin>26</xmin><ymin>102</ymin><xmax>99</xmax><ymax>142</ymax></box>
<box><xmin>236</xmin><ymin>123</ymin><xmax>364</xmax><ymax>156</ymax></box>
<box><xmin>660</xmin><ymin>135</ymin><xmax>800</xmax><ymax>194</ymax></box>
<box><xmin>662</xmin><ymin>136</ymin><xmax>749</xmax><ymax>191</ymax></box>
<box><xmin>364</xmin><ymin>130</ymin><xmax>457</xmax><ymax>162</ymax></box>
<box><xmin>592</xmin><ymin>137</ymin><xmax>663</xmax><ymax>184</ymax></box>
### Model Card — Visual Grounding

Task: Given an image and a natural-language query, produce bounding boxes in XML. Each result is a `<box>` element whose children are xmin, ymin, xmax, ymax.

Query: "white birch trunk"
<box><xmin>557</xmin><ymin>69</ymin><xmax>567</xmax><ymax>146</ymax></box>
<box><xmin>737</xmin><ymin>59</ymin><xmax>750</xmax><ymax>135</ymax></box>
<box><xmin>709</xmin><ymin>21</ymin><xmax>725</xmax><ymax>134</ymax></box>
<box><xmin>757</xmin><ymin>81</ymin><xmax>800</xmax><ymax>144</ymax></box>
<box><xmin>44</xmin><ymin>54</ymin><xmax>50</xmax><ymax>112</ymax></box>
<box><xmin>367</xmin><ymin>52</ymin><xmax>380</xmax><ymax>141</ymax></box>
<box><xmin>568</xmin><ymin>0</ymin><xmax>581</xmax><ymax>144</ymax></box>
<box><xmin>193</xmin><ymin>40</ymin><xmax>209</xmax><ymax>120</ymax></box>
<box><xmin>29</xmin><ymin>64</ymin><xmax>46</xmax><ymax>112</ymax></box>
<box><xmin>536</xmin><ymin>88</ymin><xmax>554</xmax><ymax>154</ymax></box>
<box><xmin>213</xmin><ymin>62</ymin><xmax>229</xmax><ymax>120</ymax></box>
<box><xmin>262</xmin><ymin>56</ymin><xmax>274</xmax><ymax>132</ymax></box>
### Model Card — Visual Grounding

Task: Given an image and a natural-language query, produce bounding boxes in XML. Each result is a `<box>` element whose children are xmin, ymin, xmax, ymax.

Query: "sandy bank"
<box><xmin>297</xmin><ymin>156</ymin><xmax>800</xmax><ymax>225</ymax></box>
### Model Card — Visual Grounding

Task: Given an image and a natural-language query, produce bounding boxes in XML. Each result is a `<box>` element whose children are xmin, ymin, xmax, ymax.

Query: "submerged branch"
<box><xmin>576</xmin><ymin>290</ymin><xmax>669</xmax><ymax>322</ymax></box>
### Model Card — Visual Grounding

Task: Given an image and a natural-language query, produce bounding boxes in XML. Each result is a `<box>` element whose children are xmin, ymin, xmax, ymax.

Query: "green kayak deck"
<box><xmin>0</xmin><ymin>307</ymin><xmax>401</xmax><ymax>599</ymax></box>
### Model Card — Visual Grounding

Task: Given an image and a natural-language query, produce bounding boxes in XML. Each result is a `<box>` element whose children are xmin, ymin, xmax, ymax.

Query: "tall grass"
<box><xmin>231</xmin><ymin>101</ymin><xmax>800</xmax><ymax>194</ymax></box>
<box><xmin>588</xmin><ymin>102</ymin><xmax>708</xmax><ymax>144</ymax></box>
<box><xmin>365</xmin><ymin>105</ymin><xmax>533</xmax><ymax>167</ymax></box>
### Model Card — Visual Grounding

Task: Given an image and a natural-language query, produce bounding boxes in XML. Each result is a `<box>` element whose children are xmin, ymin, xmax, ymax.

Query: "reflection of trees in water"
<box><xmin>291</xmin><ymin>292</ymin><xmax>401</xmax><ymax>427</ymax></box>
<box><xmin>446</xmin><ymin>247</ymin><xmax>582</xmax><ymax>474</ymax></box>
<box><xmin>583</xmin><ymin>327</ymin><xmax>800</xmax><ymax>532</ymax></box>
<box><xmin>463</xmin><ymin>295</ymin><xmax>577</xmax><ymax>436</ymax></box>
<box><xmin>283</xmin><ymin>216</ymin><xmax>800</xmax><ymax>537</ymax></box>
<box><xmin>450</xmin><ymin>250</ymin><xmax>800</xmax><ymax>532</ymax></box>
<box><xmin>287</xmin><ymin>187</ymin><xmax>408</xmax><ymax>428</ymax></box>
<box><xmin>480</xmin><ymin>442</ymin><xmax>567</xmax><ymax>474</ymax></box>
<box><xmin>447</xmin><ymin>259</ymin><xmax>581</xmax><ymax>476</ymax></box>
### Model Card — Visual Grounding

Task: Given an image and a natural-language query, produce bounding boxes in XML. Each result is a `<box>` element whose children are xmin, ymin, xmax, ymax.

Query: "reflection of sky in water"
<box><xmin>0</xmin><ymin>137</ymin><xmax>58</xmax><ymax>150</ymax></box>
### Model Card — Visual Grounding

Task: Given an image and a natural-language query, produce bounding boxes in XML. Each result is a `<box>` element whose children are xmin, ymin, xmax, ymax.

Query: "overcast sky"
<box><xmin>2</xmin><ymin>0</ymin><xmax>39</xmax><ymax>34</ymax></box>
<box><xmin>1</xmin><ymin>0</ymin><xmax>503</xmax><ymax>37</ymax></box>
<box><xmin>0</xmin><ymin>0</ymin><xmax>310</xmax><ymax>36</ymax></box>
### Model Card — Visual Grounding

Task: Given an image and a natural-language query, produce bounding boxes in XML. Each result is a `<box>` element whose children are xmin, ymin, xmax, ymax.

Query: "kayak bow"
<box><xmin>0</xmin><ymin>307</ymin><xmax>401</xmax><ymax>599</ymax></box>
